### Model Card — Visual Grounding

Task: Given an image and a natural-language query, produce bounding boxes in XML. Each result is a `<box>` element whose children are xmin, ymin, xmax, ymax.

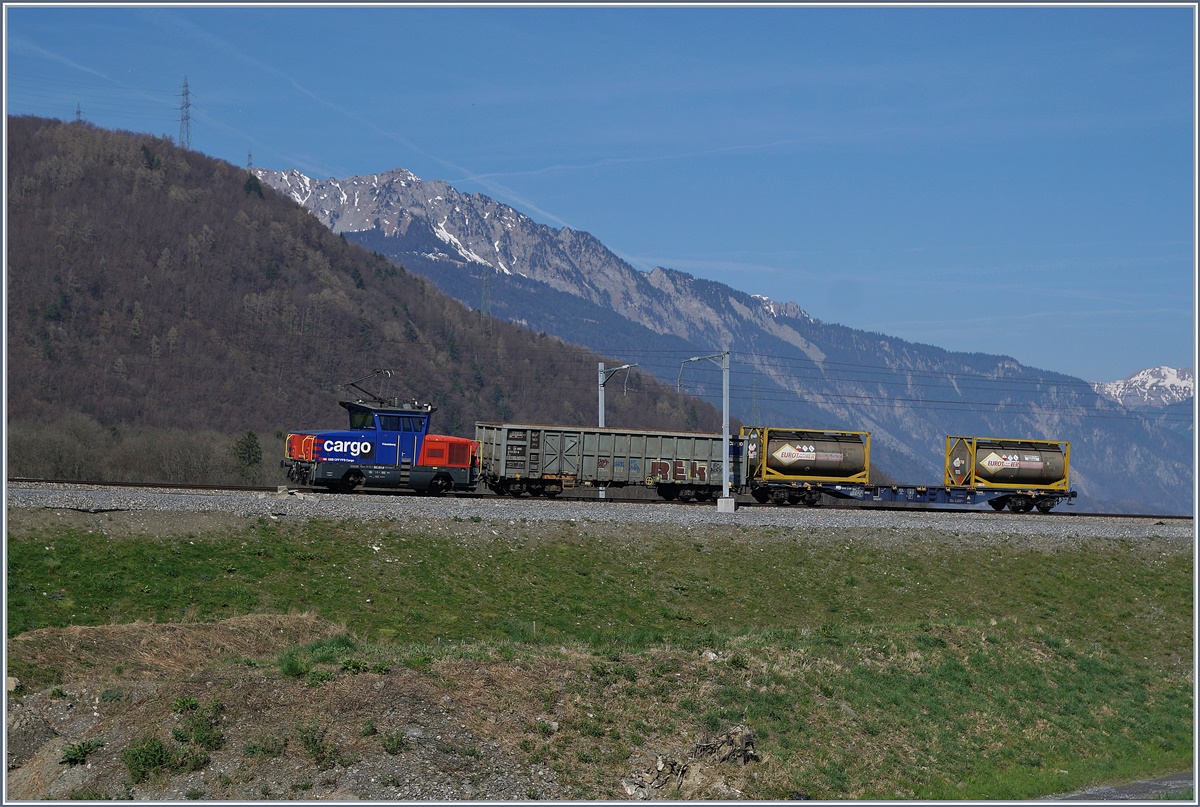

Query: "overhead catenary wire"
<box><xmin>79</xmin><ymin>323</ymin><xmax>1190</xmax><ymax>424</ymax></box>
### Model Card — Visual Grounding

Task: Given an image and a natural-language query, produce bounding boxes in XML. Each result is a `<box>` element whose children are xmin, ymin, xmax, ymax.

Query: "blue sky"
<box><xmin>4</xmin><ymin>4</ymin><xmax>1196</xmax><ymax>382</ymax></box>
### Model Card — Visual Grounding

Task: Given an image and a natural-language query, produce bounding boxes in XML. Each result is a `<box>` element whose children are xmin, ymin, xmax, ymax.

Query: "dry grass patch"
<box><xmin>9</xmin><ymin>613</ymin><xmax>343</xmax><ymax>686</ymax></box>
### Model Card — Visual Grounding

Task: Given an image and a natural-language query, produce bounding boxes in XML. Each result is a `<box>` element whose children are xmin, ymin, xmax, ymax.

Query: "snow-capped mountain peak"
<box><xmin>1092</xmin><ymin>366</ymin><xmax>1194</xmax><ymax>407</ymax></box>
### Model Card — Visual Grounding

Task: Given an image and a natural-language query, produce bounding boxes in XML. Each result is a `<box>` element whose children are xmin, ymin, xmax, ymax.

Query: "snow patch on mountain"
<box><xmin>1092</xmin><ymin>366</ymin><xmax>1194</xmax><ymax>407</ymax></box>
<box><xmin>433</xmin><ymin>217</ymin><xmax>492</xmax><ymax>268</ymax></box>
<box><xmin>752</xmin><ymin>294</ymin><xmax>810</xmax><ymax>321</ymax></box>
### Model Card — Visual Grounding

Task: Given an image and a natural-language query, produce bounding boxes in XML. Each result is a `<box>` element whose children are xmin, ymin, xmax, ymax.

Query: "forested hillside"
<box><xmin>5</xmin><ymin>116</ymin><xmax>721</xmax><ymax>483</ymax></box>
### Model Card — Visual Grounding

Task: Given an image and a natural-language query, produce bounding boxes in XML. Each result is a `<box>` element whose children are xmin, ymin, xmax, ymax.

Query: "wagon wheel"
<box><xmin>1007</xmin><ymin>496</ymin><xmax>1032</xmax><ymax>513</ymax></box>
<box><xmin>1035</xmin><ymin>499</ymin><xmax>1056</xmax><ymax>513</ymax></box>
<box><xmin>988</xmin><ymin>499</ymin><xmax>1007</xmax><ymax>511</ymax></box>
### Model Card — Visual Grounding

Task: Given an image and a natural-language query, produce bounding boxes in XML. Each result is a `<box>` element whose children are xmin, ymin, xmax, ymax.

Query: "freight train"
<box><xmin>282</xmin><ymin>393</ymin><xmax>1077</xmax><ymax>512</ymax></box>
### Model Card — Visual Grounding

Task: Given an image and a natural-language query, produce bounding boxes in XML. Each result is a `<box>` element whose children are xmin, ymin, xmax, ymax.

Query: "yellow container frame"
<box><xmin>944</xmin><ymin>436</ymin><xmax>1071</xmax><ymax>491</ymax></box>
<box><xmin>740</xmin><ymin>426</ymin><xmax>871</xmax><ymax>485</ymax></box>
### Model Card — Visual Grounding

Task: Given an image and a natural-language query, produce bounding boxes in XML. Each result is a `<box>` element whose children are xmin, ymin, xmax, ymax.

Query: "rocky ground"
<box><xmin>6</xmin><ymin>612</ymin><xmax>572</xmax><ymax>801</ymax></box>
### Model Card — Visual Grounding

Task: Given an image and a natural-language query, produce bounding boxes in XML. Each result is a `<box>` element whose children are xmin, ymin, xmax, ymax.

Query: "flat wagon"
<box><xmin>739</xmin><ymin>427</ymin><xmax>870</xmax><ymax>505</ymax></box>
<box><xmin>737</xmin><ymin>427</ymin><xmax>1077</xmax><ymax>511</ymax></box>
<box><xmin>944</xmin><ymin>436</ymin><xmax>1074</xmax><ymax>512</ymax></box>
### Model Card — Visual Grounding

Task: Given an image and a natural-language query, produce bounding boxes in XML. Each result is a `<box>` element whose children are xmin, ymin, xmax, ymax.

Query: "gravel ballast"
<box><xmin>5</xmin><ymin>483</ymin><xmax>1193</xmax><ymax>547</ymax></box>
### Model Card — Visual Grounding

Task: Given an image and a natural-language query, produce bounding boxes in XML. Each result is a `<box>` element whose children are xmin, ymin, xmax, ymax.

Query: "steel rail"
<box><xmin>6</xmin><ymin>478</ymin><xmax>1193</xmax><ymax>521</ymax></box>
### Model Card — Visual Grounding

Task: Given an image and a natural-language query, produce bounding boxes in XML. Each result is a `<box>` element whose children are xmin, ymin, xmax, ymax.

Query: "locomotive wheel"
<box><xmin>424</xmin><ymin>475</ymin><xmax>452</xmax><ymax>496</ymax></box>
<box><xmin>336</xmin><ymin>472</ymin><xmax>364</xmax><ymax>494</ymax></box>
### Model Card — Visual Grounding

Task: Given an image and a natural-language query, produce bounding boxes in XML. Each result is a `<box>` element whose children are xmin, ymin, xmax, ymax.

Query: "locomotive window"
<box><xmin>372</xmin><ymin>415</ymin><xmax>425</xmax><ymax>432</ymax></box>
<box><xmin>349</xmin><ymin>411</ymin><xmax>374</xmax><ymax>430</ymax></box>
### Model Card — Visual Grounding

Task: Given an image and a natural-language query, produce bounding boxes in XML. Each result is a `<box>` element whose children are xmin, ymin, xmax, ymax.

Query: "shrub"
<box><xmin>171</xmin><ymin>697</ymin><xmax>199</xmax><ymax>713</ymax></box>
<box><xmin>296</xmin><ymin>721</ymin><xmax>335</xmax><ymax>767</ymax></box>
<box><xmin>121</xmin><ymin>736</ymin><xmax>175</xmax><ymax>783</ymax></box>
<box><xmin>306</xmin><ymin>634</ymin><xmax>356</xmax><ymax>664</ymax></box>
<box><xmin>60</xmin><ymin>738</ymin><xmax>104</xmax><ymax>766</ymax></box>
<box><xmin>243</xmin><ymin>734</ymin><xmax>287</xmax><ymax>758</ymax></box>
<box><xmin>278</xmin><ymin>647</ymin><xmax>310</xmax><ymax>678</ymax></box>
<box><xmin>175</xmin><ymin>746</ymin><xmax>209</xmax><ymax>773</ymax></box>
<box><xmin>65</xmin><ymin>786</ymin><xmax>113</xmax><ymax>800</ymax></box>
<box><xmin>381</xmin><ymin>730</ymin><xmax>407</xmax><ymax>755</ymax></box>
<box><xmin>172</xmin><ymin>700</ymin><xmax>224</xmax><ymax>750</ymax></box>
<box><xmin>341</xmin><ymin>657</ymin><xmax>370</xmax><ymax>674</ymax></box>
<box><xmin>305</xmin><ymin>669</ymin><xmax>335</xmax><ymax>687</ymax></box>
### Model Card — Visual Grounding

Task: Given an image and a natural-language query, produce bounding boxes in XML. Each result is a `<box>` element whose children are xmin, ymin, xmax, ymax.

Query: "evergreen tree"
<box><xmin>232</xmin><ymin>430</ymin><xmax>262</xmax><ymax>479</ymax></box>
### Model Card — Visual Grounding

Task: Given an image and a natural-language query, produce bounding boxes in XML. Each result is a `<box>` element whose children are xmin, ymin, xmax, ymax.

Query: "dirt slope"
<box><xmin>6</xmin><ymin>614</ymin><xmax>568</xmax><ymax>800</ymax></box>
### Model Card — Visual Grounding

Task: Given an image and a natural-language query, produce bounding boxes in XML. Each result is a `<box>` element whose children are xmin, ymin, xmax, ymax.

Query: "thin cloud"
<box><xmin>6</xmin><ymin>36</ymin><xmax>113</xmax><ymax>82</ymax></box>
<box><xmin>135</xmin><ymin>10</ymin><xmax>578</xmax><ymax>228</ymax></box>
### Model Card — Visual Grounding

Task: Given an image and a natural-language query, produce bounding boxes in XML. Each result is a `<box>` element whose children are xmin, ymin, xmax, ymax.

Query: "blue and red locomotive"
<box><xmin>281</xmin><ymin>377</ymin><xmax>478</xmax><ymax>494</ymax></box>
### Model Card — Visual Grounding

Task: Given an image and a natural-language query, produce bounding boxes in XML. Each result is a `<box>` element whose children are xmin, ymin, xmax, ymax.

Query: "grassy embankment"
<box><xmin>6</xmin><ymin>513</ymin><xmax>1193</xmax><ymax>800</ymax></box>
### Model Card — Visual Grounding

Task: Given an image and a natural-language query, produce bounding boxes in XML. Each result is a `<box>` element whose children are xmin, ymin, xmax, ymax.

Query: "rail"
<box><xmin>6</xmin><ymin>478</ymin><xmax>1193</xmax><ymax>521</ymax></box>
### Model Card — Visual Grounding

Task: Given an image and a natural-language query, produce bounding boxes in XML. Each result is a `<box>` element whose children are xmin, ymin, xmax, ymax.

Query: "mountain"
<box><xmin>256</xmin><ymin>168</ymin><xmax>1195</xmax><ymax>515</ymax></box>
<box><xmin>5</xmin><ymin>116</ymin><xmax>724</xmax><ymax>485</ymax></box>
<box><xmin>1092</xmin><ymin>366</ymin><xmax>1194</xmax><ymax>408</ymax></box>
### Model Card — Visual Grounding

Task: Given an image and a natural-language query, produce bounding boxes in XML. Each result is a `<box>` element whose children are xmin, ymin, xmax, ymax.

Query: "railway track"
<box><xmin>6</xmin><ymin>478</ymin><xmax>1193</xmax><ymax>521</ymax></box>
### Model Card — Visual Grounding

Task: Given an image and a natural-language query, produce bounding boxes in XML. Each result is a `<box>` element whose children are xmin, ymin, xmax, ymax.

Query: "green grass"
<box><xmin>6</xmin><ymin>516</ymin><xmax>1192</xmax><ymax>799</ymax></box>
<box><xmin>7</xmin><ymin>519</ymin><xmax>1189</xmax><ymax>658</ymax></box>
<box><xmin>1158</xmin><ymin>787</ymin><xmax>1194</xmax><ymax>800</ymax></box>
